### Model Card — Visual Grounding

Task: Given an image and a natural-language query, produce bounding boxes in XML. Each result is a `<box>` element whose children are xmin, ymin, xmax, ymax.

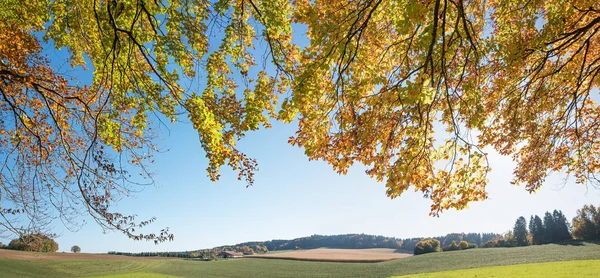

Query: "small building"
<box><xmin>218</xmin><ymin>251</ymin><xmax>243</xmax><ymax>258</ymax></box>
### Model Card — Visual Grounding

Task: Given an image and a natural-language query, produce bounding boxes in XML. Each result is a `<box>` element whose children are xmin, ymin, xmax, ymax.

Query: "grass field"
<box><xmin>396</xmin><ymin>260</ymin><xmax>600</xmax><ymax>277</ymax></box>
<box><xmin>0</xmin><ymin>242</ymin><xmax>599</xmax><ymax>277</ymax></box>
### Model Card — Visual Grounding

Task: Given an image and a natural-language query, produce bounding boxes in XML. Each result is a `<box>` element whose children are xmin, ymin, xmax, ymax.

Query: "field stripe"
<box><xmin>88</xmin><ymin>272</ymin><xmax>181</xmax><ymax>278</ymax></box>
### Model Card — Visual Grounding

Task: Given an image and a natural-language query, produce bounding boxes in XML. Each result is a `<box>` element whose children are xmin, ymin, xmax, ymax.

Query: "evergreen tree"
<box><xmin>529</xmin><ymin>216</ymin><xmax>537</xmax><ymax>242</ymax></box>
<box><xmin>553</xmin><ymin>210</ymin><xmax>571</xmax><ymax>242</ymax></box>
<box><xmin>463</xmin><ymin>233</ymin><xmax>482</xmax><ymax>247</ymax></box>
<box><xmin>513</xmin><ymin>216</ymin><xmax>529</xmax><ymax>246</ymax></box>
<box><xmin>481</xmin><ymin>233</ymin><xmax>500</xmax><ymax>244</ymax></box>
<box><xmin>544</xmin><ymin>211</ymin><xmax>557</xmax><ymax>243</ymax></box>
<box><xmin>530</xmin><ymin>215</ymin><xmax>545</xmax><ymax>245</ymax></box>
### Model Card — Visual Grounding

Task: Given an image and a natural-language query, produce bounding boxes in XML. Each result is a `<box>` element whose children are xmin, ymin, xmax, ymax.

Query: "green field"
<box><xmin>1</xmin><ymin>242</ymin><xmax>599</xmax><ymax>277</ymax></box>
<box><xmin>396</xmin><ymin>260</ymin><xmax>600</xmax><ymax>277</ymax></box>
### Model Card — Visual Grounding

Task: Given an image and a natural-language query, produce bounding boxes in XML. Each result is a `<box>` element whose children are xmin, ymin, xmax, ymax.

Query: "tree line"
<box><xmin>413</xmin><ymin>204</ymin><xmax>600</xmax><ymax>255</ymax></box>
<box><xmin>108</xmin><ymin>234</ymin><xmax>403</xmax><ymax>259</ymax></box>
<box><xmin>107</xmin><ymin>233</ymin><xmax>502</xmax><ymax>259</ymax></box>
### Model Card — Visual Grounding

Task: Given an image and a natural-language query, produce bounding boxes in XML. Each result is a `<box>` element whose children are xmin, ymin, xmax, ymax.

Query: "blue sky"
<box><xmin>13</xmin><ymin>14</ymin><xmax>600</xmax><ymax>254</ymax></box>
<box><xmin>52</xmin><ymin>117</ymin><xmax>600</xmax><ymax>253</ymax></box>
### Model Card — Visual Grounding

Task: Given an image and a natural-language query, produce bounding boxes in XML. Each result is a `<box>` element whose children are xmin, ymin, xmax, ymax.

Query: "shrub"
<box><xmin>442</xmin><ymin>240</ymin><xmax>460</xmax><ymax>251</ymax></box>
<box><xmin>467</xmin><ymin>243</ymin><xmax>478</xmax><ymax>249</ymax></box>
<box><xmin>414</xmin><ymin>239</ymin><xmax>441</xmax><ymax>255</ymax></box>
<box><xmin>482</xmin><ymin>240</ymin><xmax>495</xmax><ymax>248</ymax></box>
<box><xmin>8</xmin><ymin>233</ymin><xmax>58</xmax><ymax>252</ymax></box>
<box><xmin>459</xmin><ymin>240</ymin><xmax>469</xmax><ymax>250</ymax></box>
<box><xmin>71</xmin><ymin>245</ymin><xmax>81</xmax><ymax>253</ymax></box>
<box><xmin>496</xmin><ymin>239</ymin><xmax>507</xmax><ymax>247</ymax></box>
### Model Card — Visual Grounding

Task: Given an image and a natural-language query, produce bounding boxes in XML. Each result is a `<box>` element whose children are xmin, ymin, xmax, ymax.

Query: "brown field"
<box><xmin>0</xmin><ymin>249</ymin><xmax>172</xmax><ymax>261</ymax></box>
<box><xmin>252</xmin><ymin>248</ymin><xmax>412</xmax><ymax>262</ymax></box>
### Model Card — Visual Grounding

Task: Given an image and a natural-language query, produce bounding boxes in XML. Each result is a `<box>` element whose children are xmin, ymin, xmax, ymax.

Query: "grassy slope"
<box><xmin>0</xmin><ymin>260</ymin><xmax>159</xmax><ymax>277</ymax></box>
<box><xmin>0</xmin><ymin>242</ymin><xmax>599</xmax><ymax>277</ymax></box>
<box><xmin>396</xmin><ymin>260</ymin><xmax>600</xmax><ymax>277</ymax></box>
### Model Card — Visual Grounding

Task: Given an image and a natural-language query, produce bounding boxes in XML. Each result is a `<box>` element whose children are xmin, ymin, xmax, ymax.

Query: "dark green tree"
<box><xmin>553</xmin><ymin>210</ymin><xmax>571</xmax><ymax>242</ymax></box>
<box><xmin>543</xmin><ymin>212</ymin><xmax>557</xmax><ymax>243</ymax></box>
<box><xmin>529</xmin><ymin>216</ymin><xmax>537</xmax><ymax>243</ymax></box>
<box><xmin>529</xmin><ymin>215</ymin><xmax>545</xmax><ymax>245</ymax></box>
<box><xmin>463</xmin><ymin>233</ymin><xmax>482</xmax><ymax>247</ymax></box>
<box><xmin>513</xmin><ymin>216</ymin><xmax>529</xmax><ymax>246</ymax></box>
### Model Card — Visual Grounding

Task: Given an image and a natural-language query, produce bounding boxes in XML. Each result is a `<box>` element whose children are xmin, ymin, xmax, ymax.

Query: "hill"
<box><xmin>1</xmin><ymin>242</ymin><xmax>599</xmax><ymax>277</ymax></box>
<box><xmin>108</xmin><ymin>233</ymin><xmax>500</xmax><ymax>259</ymax></box>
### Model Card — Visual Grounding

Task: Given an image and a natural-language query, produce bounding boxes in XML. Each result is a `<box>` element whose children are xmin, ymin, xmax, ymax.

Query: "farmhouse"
<box><xmin>218</xmin><ymin>251</ymin><xmax>243</xmax><ymax>258</ymax></box>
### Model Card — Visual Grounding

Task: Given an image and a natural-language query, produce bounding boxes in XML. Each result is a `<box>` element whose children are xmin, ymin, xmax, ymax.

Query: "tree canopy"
<box><xmin>71</xmin><ymin>245</ymin><xmax>81</xmax><ymax>253</ymax></box>
<box><xmin>1</xmin><ymin>0</ymin><xmax>599</xmax><ymax>240</ymax></box>
<box><xmin>513</xmin><ymin>216</ymin><xmax>528</xmax><ymax>246</ymax></box>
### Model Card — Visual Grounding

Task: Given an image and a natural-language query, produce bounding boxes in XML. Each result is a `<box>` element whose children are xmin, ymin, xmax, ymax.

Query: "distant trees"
<box><xmin>400</xmin><ymin>238</ymin><xmax>421</xmax><ymax>252</ymax></box>
<box><xmin>110</xmin><ymin>234</ymin><xmax>403</xmax><ymax>259</ymax></box>
<box><xmin>442</xmin><ymin>241</ymin><xmax>460</xmax><ymax>251</ymax></box>
<box><xmin>482</xmin><ymin>240</ymin><xmax>494</xmax><ymax>248</ymax></box>
<box><xmin>442</xmin><ymin>234</ymin><xmax>462</xmax><ymax>247</ymax></box>
<box><xmin>505</xmin><ymin>231</ymin><xmax>517</xmax><ymax>247</ymax></box>
<box><xmin>71</xmin><ymin>245</ymin><xmax>81</xmax><ymax>253</ymax></box>
<box><xmin>513</xmin><ymin>217</ymin><xmax>529</xmax><ymax>246</ymax></box>
<box><xmin>529</xmin><ymin>215</ymin><xmax>545</xmax><ymax>245</ymax></box>
<box><xmin>106</xmin><ymin>203</ymin><xmax>600</xmax><ymax>259</ymax></box>
<box><xmin>543</xmin><ymin>212</ymin><xmax>557</xmax><ymax>243</ymax></box>
<box><xmin>414</xmin><ymin>239</ymin><xmax>441</xmax><ymax>255</ymax></box>
<box><xmin>463</xmin><ymin>233</ymin><xmax>482</xmax><ymax>247</ymax></box>
<box><xmin>8</xmin><ymin>233</ymin><xmax>58</xmax><ymax>252</ymax></box>
<box><xmin>553</xmin><ymin>210</ymin><xmax>571</xmax><ymax>242</ymax></box>
<box><xmin>260</xmin><ymin>234</ymin><xmax>402</xmax><ymax>251</ymax></box>
<box><xmin>481</xmin><ymin>233</ymin><xmax>499</xmax><ymax>245</ymax></box>
<box><xmin>484</xmin><ymin>210</ymin><xmax>572</xmax><ymax>249</ymax></box>
<box><xmin>516</xmin><ymin>210</ymin><xmax>572</xmax><ymax>246</ymax></box>
<box><xmin>572</xmin><ymin>205</ymin><xmax>600</xmax><ymax>240</ymax></box>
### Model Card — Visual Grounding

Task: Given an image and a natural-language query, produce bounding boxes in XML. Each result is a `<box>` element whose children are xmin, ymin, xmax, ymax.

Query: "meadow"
<box><xmin>396</xmin><ymin>260</ymin><xmax>600</xmax><ymax>278</ymax></box>
<box><xmin>0</xmin><ymin>242</ymin><xmax>599</xmax><ymax>277</ymax></box>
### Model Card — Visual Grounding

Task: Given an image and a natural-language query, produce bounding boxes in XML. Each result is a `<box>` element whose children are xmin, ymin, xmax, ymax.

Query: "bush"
<box><xmin>442</xmin><ymin>240</ymin><xmax>460</xmax><ymax>251</ymax></box>
<box><xmin>8</xmin><ymin>233</ymin><xmax>58</xmax><ymax>252</ymax></box>
<box><xmin>459</xmin><ymin>240</ymin><xmax>469</xmax><ymax>250</ymax></box>
<box><xmin>414</xmin><ymin>239</ymin><xmax>441</xmax><ymax>255</ymax></box>
<box><xmin>467</xmin><ymin>243</ymin><xmax>478</xmax><ymax>249</ymax></box>
<box><xmin>482</xmin><ymin>240</ymin><xmax>495</xmax><ymax>248</ymax></box>
<box><xmin>71</xmin><ymin>245</ymin><xmax>81</xmax><ymax>253</ymax></box>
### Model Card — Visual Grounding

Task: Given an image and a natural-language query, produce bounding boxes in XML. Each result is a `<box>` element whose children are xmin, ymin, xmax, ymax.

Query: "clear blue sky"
<box><xmin>53</xmin><ymin>117</ymin><xmax>600</xmax><ymax>253</ymax></box>
<box><xmin>18</xmin><ymin>20</ymin><xmax>600</xmax><ymax>254</ymax></box>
